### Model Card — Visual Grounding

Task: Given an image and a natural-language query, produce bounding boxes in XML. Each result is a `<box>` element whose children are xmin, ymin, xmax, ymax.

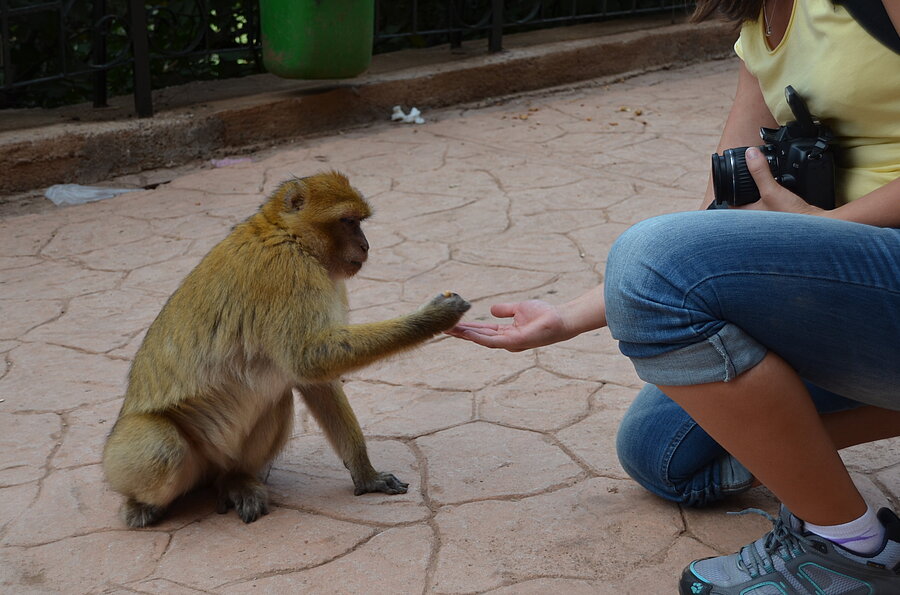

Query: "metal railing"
<box><xmin>1</xmin><ymin>1</ymin><xmax>689</xmax><ymax>118</ymax></box>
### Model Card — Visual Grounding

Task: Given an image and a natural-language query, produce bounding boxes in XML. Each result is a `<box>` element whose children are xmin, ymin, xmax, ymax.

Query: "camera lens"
<box><xmin>711</xmin><ymin>147</ymin><xmax>760</xmax><ymax>206</ymax></box>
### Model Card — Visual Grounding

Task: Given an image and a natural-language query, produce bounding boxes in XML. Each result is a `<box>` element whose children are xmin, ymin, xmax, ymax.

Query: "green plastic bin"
<box><xmin>260</xmin><ymin>0</ymin><xmax>374</xmax><ymax>79</ymax></box>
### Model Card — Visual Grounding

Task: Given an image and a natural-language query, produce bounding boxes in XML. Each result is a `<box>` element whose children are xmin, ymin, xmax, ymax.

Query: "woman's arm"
<box><xmin>740</xmin><ymin>142</ymin><xmax>900</xmax><ymax>227</ymax></box>
<box><xmin>446</xmin><ymin>284</ymin><xmax>606</xmax><ymax>351</ymax></box>
<box><xmin>701</xmin><ymin>61</ymin><xmax>779</xmax><ymax>208</ymax></box>
<box><xmin>743</xmin><ymin>146</ymin><xmax>900</xmax><ymax>227</ymax></box>
<box><xmin>821</xmin><ymin>179</ymin><xmax>900</xmax><ymax>227</ymax></box>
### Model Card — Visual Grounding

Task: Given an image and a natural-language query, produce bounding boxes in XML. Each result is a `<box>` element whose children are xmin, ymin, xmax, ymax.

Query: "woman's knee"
<box><xmin>605</xmin><ymin>213</ymin><xmax>715</xmax><ymax>345</ymax></box>
<box><xmin>617</xmin><ymin>384</ymin><xmax>739</xmax><ymax>507</ymax></box>
<box><xmin>604</xmin><ymin>215</ymin><xmax>679</xmax><ymax>306</ymax></box>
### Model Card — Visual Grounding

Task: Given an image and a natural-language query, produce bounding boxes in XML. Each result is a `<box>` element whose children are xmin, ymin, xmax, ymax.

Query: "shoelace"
<box><xmin>729</xmin><ymin>508</ymin><xmax>812</xmax><ymax>578</ymax></box>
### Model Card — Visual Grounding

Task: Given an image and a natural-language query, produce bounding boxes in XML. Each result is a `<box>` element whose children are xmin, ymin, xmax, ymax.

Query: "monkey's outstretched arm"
<box><xmin>285</xmin><ymin>292</ymin><xmax>470</xmax><ymax>381</ymax></box>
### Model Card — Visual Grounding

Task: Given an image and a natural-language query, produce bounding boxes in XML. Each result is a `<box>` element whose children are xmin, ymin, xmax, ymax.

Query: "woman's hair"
<box><xmin>690</xmin><ymin>0</ymin><xmax>764</xmax><ymax>24</ymax></box>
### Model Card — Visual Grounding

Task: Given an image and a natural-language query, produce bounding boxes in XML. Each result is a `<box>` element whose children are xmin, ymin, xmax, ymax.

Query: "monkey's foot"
<box><xmin>124</xmin><ymin>498</ymin><xmax>166</xmax><ymax>528</ymax></box>
<box><xmin>216</xmin><ymin>475</ymin><xmax>270</xmax><ymax>523</ymax></box>
<box><xmin>353</xmin><ymin>472</ymin><xmax>409</xmax><ymax>496</ymax></box>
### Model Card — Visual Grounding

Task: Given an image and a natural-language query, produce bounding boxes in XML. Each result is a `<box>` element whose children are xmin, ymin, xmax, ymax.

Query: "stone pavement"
<box><xmin>1</xmin><ymin>58</ymin><xmax>898</xmax><ymax>594</ymax></box>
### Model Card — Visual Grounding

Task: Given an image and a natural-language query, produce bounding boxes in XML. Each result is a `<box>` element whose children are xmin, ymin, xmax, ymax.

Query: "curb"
<box><xmin>1</xmin><ymin>21</ymin><xmax>734</xmax><ymax>196</ymax></box>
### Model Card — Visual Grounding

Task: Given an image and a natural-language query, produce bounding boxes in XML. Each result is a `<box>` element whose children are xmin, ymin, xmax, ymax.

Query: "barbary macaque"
<box><xmin>103</xmin><ymin>171</ymin><xmax>470</xmax><ymax>527</ymax></box>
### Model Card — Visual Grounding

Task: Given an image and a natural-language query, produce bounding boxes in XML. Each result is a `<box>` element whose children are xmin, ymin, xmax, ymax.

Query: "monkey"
<box><xmin>102</xmin><ymin>171</ymin><xmax>470</xmax><ymax>528</ymax></box>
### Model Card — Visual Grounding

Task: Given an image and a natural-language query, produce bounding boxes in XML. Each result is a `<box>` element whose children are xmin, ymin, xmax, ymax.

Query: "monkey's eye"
<box><xmin>340</xmin><ymin>218</ymin><xmax>358</xmax><ymax>225</ymax></box>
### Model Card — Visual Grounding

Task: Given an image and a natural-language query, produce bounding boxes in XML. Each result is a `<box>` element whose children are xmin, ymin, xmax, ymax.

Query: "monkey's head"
<box><xmin>265</xmin><ymin>171</ymin><xmax>373</xmax><ymax>278</ymax></box>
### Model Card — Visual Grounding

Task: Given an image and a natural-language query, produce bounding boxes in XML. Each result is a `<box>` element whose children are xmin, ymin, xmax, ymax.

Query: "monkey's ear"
<box><xmin>282</xmin><ymin>178</ymin><xmax>308</xmax><ymax>211</ymax></box>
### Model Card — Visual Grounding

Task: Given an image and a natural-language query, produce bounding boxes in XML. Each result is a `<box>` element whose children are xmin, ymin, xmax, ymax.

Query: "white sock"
<box><xmin>804</xmin><ymin>504</ymin><xmax>885</xmax><ymax>555</ymax></box>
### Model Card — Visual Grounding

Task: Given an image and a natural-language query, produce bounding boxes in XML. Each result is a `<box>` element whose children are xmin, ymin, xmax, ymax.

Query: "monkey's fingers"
<box><xmin>355</xmin><ymin>472</ymin><xmax>409</xmax><ymax>495</ymax></box>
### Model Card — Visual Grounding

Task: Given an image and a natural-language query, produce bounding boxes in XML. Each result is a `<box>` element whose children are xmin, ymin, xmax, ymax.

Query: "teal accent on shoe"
<box><xmin>677</xmin><ymin>506</ymin><xmax>900</xmax><ymax>595</ymax></box>
<box><xmin>690</xmin><ymin>560</ymin><xmax>710</xmax><ymax>583</ymax></box>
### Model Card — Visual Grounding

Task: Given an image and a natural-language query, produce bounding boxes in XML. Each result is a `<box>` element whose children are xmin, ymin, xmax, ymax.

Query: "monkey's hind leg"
<box><xmin>216</xmin><ymin>390</ymin><xmax>294</xmax><ymax>523</ymax></box>
<box><xmin>299</xmin><ymin>382</ymin><xmax>409</xmax><ymax>496</ymax></box>
<box><xmin>103</xmin><ymin>412</ymin><xmax>203</xmax><ymax>528</ymax></box>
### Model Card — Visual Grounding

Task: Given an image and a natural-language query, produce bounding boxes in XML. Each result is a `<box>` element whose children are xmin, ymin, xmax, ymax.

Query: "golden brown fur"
<box><xmin>103</xmin><ymin>171</ymin><xmax>470</xmax><ymax>527</ymax></box>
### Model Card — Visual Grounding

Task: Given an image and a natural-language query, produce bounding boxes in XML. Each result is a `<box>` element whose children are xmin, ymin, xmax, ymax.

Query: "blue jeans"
<box><xmin>603</xmin><ymin>210</ymin><xmax>900</xmax><ymax>505</ymax></box>
<box><xmin>616</xmin><ymin>382</ymin><xmax>861</xmax><ymax>506</ymax></box>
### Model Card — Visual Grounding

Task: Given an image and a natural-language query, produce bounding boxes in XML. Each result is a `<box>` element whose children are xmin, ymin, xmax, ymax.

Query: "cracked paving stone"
<box><xmin>418</xmin><ymin>421</ymin><xmax>583</xmax><ymax>505</ymax></box>
<box><xmin>154</xmin><ymin>508</ymin><xmax>374</xmax><ymax>591</ymax></box>
<box><xmin>431</xmin><ymin>477</ymin><xmax>682</xmax><ymax>593</ymax></box>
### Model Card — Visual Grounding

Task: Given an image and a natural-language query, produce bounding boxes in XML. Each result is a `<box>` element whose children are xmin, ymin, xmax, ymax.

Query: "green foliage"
<box><xmin>144</xmin><ymin>0</ymin><xmax>262</xmax><ymax>83</ymax></box>
<box><xmin>3</xmin><ymin>0</ymin><xmax>262</xmax><ymax>109</ymax></box>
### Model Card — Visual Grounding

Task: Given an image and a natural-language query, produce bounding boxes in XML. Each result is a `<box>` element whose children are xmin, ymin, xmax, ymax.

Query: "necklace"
<box><xmin>764</xmin><ymin>0</ymin><xmax>778</xmax><ymax>36</ymax></box>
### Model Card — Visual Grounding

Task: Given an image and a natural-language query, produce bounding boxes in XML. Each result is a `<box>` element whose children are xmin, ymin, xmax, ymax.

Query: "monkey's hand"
<box><xmin>417</xmin><ymin>292</ymin><xmax>471</xmax><ymax>332</ymax></box>
<box><xmin>353</xmin><ymin>471</ymin><xmax>409</xmax><ymax>496</ymax></box>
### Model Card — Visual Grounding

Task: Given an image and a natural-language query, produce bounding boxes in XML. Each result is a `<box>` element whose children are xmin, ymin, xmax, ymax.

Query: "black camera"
<box><xmin>711</xmin><ymin>86</ymin><xmax>835</xmax><ymax>209</ymax></box>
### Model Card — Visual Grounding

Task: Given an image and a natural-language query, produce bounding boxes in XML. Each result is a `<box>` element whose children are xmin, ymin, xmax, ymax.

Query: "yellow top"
<box><xmin>735</xmin><ymin>0</ymin><xmax>900</xmax><ymax>203</ymax></box>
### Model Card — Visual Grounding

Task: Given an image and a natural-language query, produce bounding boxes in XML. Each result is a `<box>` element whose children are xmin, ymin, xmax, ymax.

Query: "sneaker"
<box><xmin>679</xmin><ymin>505</ymin><xmax>900</xmax><ymax>594</ymax></box>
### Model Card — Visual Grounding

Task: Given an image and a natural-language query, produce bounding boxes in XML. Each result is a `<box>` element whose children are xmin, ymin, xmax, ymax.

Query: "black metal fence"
<box><xmin>1</xmin><ymin>1</ymin><xmax>689</xmax><ymax>117</ymax></box>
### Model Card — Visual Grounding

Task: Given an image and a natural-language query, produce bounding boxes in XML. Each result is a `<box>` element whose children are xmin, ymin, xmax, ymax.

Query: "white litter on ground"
<box><xmin>391</xmin><ymin>105</ymin><xmax>425</xmax><ymax>124</ymax></box>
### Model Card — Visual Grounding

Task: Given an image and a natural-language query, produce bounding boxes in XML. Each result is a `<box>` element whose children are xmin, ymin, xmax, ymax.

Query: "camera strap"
<box><xmin>833</xmin><ymin>0</ymin><xmax>900</xmax><ymax>54</ymax></box>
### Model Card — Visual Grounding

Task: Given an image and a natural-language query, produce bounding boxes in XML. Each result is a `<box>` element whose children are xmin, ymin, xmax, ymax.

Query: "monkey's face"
<box><xmin>265</xmin><ymin>172</ymin><xmax>373</xmax><ymax>278</ymax></box>
<box><xmin>331</xmin><ymin>216</ymin><xmax>369</xmax><ymax>278</ymax></box>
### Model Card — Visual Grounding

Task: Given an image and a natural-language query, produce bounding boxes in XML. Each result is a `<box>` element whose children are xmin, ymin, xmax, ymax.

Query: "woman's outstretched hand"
<box><xmin>445</xmin><ymin>300</ymin><xmax>570</xmax><ymax>352</ymax></box>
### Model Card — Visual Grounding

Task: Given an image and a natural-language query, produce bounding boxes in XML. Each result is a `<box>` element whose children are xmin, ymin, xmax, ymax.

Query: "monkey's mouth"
<box><xmin>349</xmin><ymin>260</ymin><xmax>364</xmax><ymax>270</ymax></box>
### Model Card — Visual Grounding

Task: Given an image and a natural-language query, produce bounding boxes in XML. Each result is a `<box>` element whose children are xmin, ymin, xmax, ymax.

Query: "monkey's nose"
<box><xmin>360</xmin><ymin>240</ymin><xmax>369</xmax><ymax>252</ymax></box>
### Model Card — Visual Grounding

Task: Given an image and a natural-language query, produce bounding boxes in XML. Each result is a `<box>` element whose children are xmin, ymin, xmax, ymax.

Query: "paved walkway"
<box><xmin>2</xmin><ymin>59</ymin><xmax>897</xmax><ymax>594</ymax></box>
